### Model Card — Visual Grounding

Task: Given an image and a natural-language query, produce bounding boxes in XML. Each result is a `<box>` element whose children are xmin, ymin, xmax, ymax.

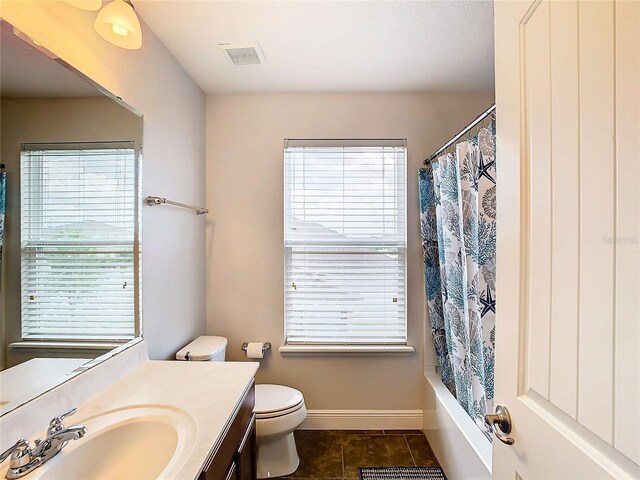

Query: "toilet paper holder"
<box><xmin>241</xmin><ymin>342</ymin><xmax>272</xmax><ymax>354</ymax></box>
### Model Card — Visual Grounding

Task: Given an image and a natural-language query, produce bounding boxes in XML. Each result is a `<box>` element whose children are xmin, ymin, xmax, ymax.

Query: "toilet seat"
<box><xmin>256</xmin><ymin>402</ymin><xmax>304</xmax><ymax>419</ymax></box>
<box><xmin>254</xmin><ymin>384</ymin><xmax>304</xmax><ymax>419</ymax></box>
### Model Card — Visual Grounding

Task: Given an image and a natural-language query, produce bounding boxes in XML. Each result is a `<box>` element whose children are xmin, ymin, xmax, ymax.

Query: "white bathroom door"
<box><xmin>493</xmin><ymin>0</ymin><xmax>640</xmax><ymax>479</ymax></box>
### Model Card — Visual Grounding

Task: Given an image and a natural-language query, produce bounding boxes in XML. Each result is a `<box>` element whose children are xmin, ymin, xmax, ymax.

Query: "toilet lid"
<box><xmin>254</xmin><ymin>384</ymin><xmax>304</xmax><ymax>414</ymax></box>
<box><xmin>175</xmin><ymin>336</ymin><xmax>227</xmax><ymax>361</ymax></box>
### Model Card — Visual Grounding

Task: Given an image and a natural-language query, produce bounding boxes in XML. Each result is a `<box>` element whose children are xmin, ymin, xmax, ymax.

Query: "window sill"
<box><xmin>9</xmin><ymin>341</ymin><xmax>125</xmax><ymax>351</ymax></box>
<box><xmin>278</xmin><ymin>344</ymin><xmax>415</xmax><ymax>356</ymax></box>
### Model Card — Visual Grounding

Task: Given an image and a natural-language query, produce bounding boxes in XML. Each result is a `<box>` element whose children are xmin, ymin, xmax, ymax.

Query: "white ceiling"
<box><xmin>135</xmin><ymin>1</ymin><xmax>495</xmax><ymax>95</ymax></box>
<box><xmin>0</xmin><ymin>25</ymin><xmax>101</xmax><ymax>98</ymax></box>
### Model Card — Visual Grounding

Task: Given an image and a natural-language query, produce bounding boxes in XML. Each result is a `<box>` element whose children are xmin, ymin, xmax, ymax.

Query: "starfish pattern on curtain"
<box><xmin>419</xmin><ymin>122</ymin><xmax>496</xmax><ymax>439</ymax></box>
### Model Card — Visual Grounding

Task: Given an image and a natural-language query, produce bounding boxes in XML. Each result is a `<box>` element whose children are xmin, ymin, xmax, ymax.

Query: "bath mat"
<box><xmin>359</xmin><ymin>466</ymin><xmax>447</xmax><ymax>480</ymax></box>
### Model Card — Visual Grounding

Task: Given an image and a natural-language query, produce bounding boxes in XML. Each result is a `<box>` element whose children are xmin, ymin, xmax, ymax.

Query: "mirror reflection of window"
<box><xmin>20</xmin><ymin>143</ymin><xmax>140</xmax><ymax>341</ymax></box>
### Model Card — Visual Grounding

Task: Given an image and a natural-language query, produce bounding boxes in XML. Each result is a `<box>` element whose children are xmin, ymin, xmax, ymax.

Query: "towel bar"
<box><xmin>145</xmin><ymin>196</ymin><xmax>208</xmax><ymax>215</ymax></box>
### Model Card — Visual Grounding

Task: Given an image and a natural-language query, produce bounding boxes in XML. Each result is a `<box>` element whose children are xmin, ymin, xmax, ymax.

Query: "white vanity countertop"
<box><xmin>70</xmin><ymin>360</ymin><xmax>260</xmax><ymax>480</ymax></box>
<box><xmin>0</xmin><ymin>355</ymin><xmax>259</xmax><ymax>480</ymax></box>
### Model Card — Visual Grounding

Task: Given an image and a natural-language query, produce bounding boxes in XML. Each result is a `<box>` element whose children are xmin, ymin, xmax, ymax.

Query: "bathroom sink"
<box><xmin>33</xmin><ymin>405</ymin><xmax>196</xmax><ymax>480</ymax></box>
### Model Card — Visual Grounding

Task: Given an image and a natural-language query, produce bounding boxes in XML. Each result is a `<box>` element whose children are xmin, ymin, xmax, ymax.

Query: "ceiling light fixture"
<box><xmin>63</xmin><ymin>0</ymin><xmax>103</xmax><ymax>11</ymax></box>
<box><xmin>94</xmin><ymin>0</ymin><xmax>142</xmax><ymax>50</ymax></box>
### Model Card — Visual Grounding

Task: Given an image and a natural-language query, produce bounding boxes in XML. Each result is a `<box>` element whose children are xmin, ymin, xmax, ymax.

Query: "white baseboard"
<box><xmin>299</xmin><ymin>409</ymin><xmax>423</xmax><ymax>430</ymax></box>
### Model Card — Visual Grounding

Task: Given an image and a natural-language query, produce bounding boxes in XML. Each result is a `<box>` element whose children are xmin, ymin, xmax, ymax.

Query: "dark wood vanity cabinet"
<box><xmin>234</xmin><ymin>415</ymin><xmax>257</xmax><ymax>480</ymax></box>
<box><xmin>199</xmin><ymin>383</ymin><xmax>257</xmax><ymax>480</ymax></box>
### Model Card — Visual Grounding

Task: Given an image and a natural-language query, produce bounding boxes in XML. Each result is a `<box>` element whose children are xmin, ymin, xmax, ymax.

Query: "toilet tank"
<box><xmin>175</xmin><ymin>336</ymin><xmax>227</xmax><ymax>362</ymax></box>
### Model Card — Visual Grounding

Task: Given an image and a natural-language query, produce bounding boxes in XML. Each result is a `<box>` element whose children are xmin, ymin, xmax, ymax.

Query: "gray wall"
<box><xmin>205</xmin><ymin>92</ymin><xmax>494</xmax><ymax>410</ymax></box>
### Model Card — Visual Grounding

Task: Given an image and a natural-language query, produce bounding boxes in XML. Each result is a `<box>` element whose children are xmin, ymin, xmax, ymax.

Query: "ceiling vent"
<box><xmin>218</xmin><ymin>42</ymin><xmax>265</xmax><ymax>66</ymax></box>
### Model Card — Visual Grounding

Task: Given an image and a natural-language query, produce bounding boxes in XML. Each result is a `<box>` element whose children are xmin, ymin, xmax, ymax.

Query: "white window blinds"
<box><xmin>284</xmin><ymin>139</ymin><xmax>407</xmax><ymax>345</ymax></box>
<box><xmin>20</xmin><ymin>143</ymin><xmax>139</xmax><ymax>341</ymax></box>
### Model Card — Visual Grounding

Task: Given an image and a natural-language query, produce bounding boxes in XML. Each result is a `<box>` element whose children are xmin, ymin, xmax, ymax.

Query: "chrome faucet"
<box><xmin>0</xmin><ymin>408</ymin><xmax>87</xmax><ymax>479</ymax></box>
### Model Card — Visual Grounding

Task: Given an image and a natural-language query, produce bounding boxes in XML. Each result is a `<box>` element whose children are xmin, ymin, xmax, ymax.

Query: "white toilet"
<box><xmin>176</xmin><ymin>336</ymin><xmax>306</xmax><ymax>479</ymax></box>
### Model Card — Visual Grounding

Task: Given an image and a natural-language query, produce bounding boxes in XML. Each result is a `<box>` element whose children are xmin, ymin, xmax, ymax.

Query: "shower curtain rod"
<box><xmin>423</xmin><ymin>103</ymin><xmax>496</xmax><ymax>165</ymax></box>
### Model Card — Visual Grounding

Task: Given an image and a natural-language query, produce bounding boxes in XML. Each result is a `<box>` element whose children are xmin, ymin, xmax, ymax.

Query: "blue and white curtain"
<box><xmin>419</xmin><ymin>123</ymin><xmax>496</xmax><ymax>438</ymax></box>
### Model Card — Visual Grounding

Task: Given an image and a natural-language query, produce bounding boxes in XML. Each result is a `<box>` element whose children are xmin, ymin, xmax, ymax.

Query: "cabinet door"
<box><xmin>224</xmin><ymin>461</ymin><xmax>237</xmax><ymax>480</ymax></box>
<box><xmin>200</xmin><ymin>383</ymin><xmax>256</xmax><ymax>480</ymax></box>
<box><xmin>235</xmin><ymin>414</ymin><xmax>257</xmax><ymax>480</ymax></box>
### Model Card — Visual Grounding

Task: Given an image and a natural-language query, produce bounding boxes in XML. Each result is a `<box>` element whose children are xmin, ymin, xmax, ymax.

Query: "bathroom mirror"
<box><xmin>0</xmin><ymin>21</ymin><xmax>143</xmax><ymax>415</ymax></box>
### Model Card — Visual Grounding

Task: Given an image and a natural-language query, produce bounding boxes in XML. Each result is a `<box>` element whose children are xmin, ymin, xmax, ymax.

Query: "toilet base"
<box><xmin>256</xmin><ymin>432</ymin><xmax>300</xmax><ymax>479</ymax></box>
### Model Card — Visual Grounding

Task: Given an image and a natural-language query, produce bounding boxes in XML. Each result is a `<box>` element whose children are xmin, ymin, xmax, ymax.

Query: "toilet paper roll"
<box><xmin>246</xmin><ymin>342</ymin><xmax>265</xmax><ymax>359</ymax></box>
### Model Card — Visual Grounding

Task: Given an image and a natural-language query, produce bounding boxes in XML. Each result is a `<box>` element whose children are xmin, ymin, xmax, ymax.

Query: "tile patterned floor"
<box><xmin>281</xmin><ymin>430</ymin><xmax>440</xmax><ymax>479</ymax></box>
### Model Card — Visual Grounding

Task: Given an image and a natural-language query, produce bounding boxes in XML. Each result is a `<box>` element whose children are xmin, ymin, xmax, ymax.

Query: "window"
<box><xmin>20</xmin><ymin>143</ymin><xmax>139</xmax><ymax>341</ymax></box>
<box><xmin>284</xmin><ymin>139</ymin><xmax>407</xmax><ymax>345</ymax></box>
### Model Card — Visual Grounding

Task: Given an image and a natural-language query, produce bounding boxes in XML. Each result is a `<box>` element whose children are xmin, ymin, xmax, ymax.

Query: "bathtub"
<box><xmin>422</xmin><ymin>369</ymin><xmax>492</xmax><ymax>480</ymax></box>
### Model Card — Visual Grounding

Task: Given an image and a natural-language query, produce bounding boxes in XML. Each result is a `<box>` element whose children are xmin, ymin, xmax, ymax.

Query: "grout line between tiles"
<box><xmin>340</xmin><ymin>431</ymin><xmax>345</xmax><ymax>480</ymax></box>
<box><xmin>403</xmin><ymin>435</ymin><xmax>417</xmax><ymax>466</ymax></box>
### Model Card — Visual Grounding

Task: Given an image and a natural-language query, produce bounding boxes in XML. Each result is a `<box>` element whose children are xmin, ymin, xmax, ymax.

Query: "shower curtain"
<box><xmin>419</xmin><ymin>123</ymin><xmax>496</xmax><ymax>438</ymax></box>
